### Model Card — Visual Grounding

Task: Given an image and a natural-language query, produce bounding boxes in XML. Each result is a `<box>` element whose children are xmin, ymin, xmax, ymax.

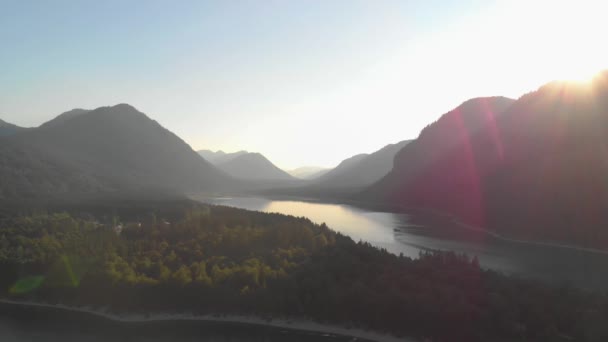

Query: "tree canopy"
<box><xmin>0</xmin><ymin>202</ymin><xmax>607</xmax><ymax>342</ymax></box>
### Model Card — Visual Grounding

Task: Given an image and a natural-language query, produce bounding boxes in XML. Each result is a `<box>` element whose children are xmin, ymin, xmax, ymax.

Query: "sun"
<box><xmin>558</xmin><ymin>65</ymin><xmax>601</xmax><ymax>83</ymax></box>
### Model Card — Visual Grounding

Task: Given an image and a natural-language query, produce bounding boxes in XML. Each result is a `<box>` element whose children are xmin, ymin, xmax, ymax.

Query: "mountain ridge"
<box><xmin>0</xmin><ymin>104</ymin><xmax>236</xmax><ymax>199</ymax></box>
<box><xmin>366</xmin><ymin>76</ymin><xmax>608</xmax><ymax>249</ymax></box>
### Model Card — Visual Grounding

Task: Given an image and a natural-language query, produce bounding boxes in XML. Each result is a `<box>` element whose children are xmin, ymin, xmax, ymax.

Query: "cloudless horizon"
<box><xmin>1</xmin><ymin>0</ymin><xmax>606</xmax><ymax>169</ymax></box>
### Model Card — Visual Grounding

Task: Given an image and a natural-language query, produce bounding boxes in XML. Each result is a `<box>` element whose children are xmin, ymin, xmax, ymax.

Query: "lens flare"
<box><xmin>9</xmin><ymin>276</ymin><xmax>45</xmax><ymax>295</ymax></box>
<box><xmin>46</xmin><ymin>255</ymin><xmax>88</xmax><ymax>287</ymax></box>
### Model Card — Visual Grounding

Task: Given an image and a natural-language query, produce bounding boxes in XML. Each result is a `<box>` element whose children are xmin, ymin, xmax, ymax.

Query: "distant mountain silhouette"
<box><xmin>219</xmin><ymin>153</ymin><xmax>295</xmax><ymax>181</ymax></box>
<box><xmin>198</xmin><ymin>150</ymin><xmax>248</xmax><ymax>165</ymax></box>
<box><xmin>288</xmin><ymin>166</ymin><xmax>330</xmax><ymax>179</ymax></box>
<box><xmin>264</xmin><ymin>140</ymin><xmax>411</xmax><ymax>198</ymax></box>
<box><xmin>0</xmin><ymin>104</ymin><xmax>234</xmax><ymax>199</ymax></box>
<box><xmin>198</xmin><ymin>150</ymin><xmax>295</xmax><ymax>182</ymax></box>
<box><xmin>319</xmin><ymin>154</ymin><xmax>368</xmax><ymax>181</ymax></box>
<box><xmin>0</xmin><ymin>119</ymin><xmax>25</xmax><ymax>136</ymax></box>
<box><xmin>367</xmin><ymin>73</ymin><xmax>608</xmax><ymax>249</ymax></box>
<box><xmin>315</xmin><ymin>140</ymin><xmax>412</xmax><ymax>189</ymax></box>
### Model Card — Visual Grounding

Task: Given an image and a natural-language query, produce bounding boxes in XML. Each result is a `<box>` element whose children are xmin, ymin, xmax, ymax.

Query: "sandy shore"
<box><xmin>0</xmin><ymin>299</ymin><xmax>414</xmax><ymax>342</ymax></box>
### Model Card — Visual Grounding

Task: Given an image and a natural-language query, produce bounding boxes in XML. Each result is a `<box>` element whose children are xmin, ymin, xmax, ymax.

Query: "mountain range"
<box><xmin>4</xmin><ymin>72</ymin><xmax>608</xmax><ymax>249</ymax></box>
<box><xmin>263</xmin><ymin>140</ymin><xmax>411</xmax><ymax>198</ymax></box>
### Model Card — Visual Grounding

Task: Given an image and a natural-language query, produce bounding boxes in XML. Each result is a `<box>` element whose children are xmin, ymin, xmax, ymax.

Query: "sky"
<box><xmin>1</xmin><ymin>0</ymin><xmax>606</xmax><ymax>169</ymax></box>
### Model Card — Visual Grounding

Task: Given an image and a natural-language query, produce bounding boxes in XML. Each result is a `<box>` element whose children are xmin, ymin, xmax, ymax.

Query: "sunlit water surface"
<box><xmin>203</xmin><ymin>197</ymin><xmax>608</xmax><ymax>291</ymax></box>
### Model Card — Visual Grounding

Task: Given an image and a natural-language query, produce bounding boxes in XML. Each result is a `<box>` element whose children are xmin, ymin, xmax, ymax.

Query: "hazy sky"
<box><xmin>1</xmin><ymin>0</ymin><xmax>606</xmax><ymax>169</ymax></box>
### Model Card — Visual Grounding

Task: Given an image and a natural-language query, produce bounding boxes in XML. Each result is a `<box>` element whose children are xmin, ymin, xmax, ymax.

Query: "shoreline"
<box><xmin>397</xmin><ymin>204</ymin><xmax>608</xmax><ymax>256</ymax></box>
<box><xmin>0</xmin><ymin>299</ymin><xmax>413</xmax><ymax>342</ymax></box>
<box><xmin>199</xmin><ymin>194</ymin><xmax>608</xmax><ymax>256</ymax></box>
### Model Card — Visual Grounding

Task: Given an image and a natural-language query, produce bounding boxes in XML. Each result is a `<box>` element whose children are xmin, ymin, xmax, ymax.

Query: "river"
<box><xmin>202</xmin><ymin>196</ymin><xmax>608</xmax><ymax>292</ymax></box>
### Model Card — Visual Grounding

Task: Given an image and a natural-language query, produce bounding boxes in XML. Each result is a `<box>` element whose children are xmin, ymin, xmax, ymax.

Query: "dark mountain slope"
<box><xmin>483</xmin><ymin>77</ymin><xmax>608</xmax><ymax>245</ymax></box>
<box><xmin>0</xmin><ymin>119</ymin><xmax>26</xmax><ymax>137</ymax></box>
<box><xmin>0</xmin><ymin>138</ymin><xmax>105</xmax><ymax>199</ymax></box>
<box><xmin>368</xmin><ymin>74</ymin><xmax>608</xmax><ymax>248</ymax></box>
<box><xmin>1</xmin><ymin>104</ymin><xmax>234</xmax><ymax>198</ymax></box>
<box><xmin>367</xmin><ymin>96</ymin><xmax>515</xmax><ymax>212</ymax></box>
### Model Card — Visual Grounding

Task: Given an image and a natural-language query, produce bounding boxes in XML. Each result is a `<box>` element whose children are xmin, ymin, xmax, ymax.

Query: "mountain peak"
<box><xmin>111</xmin><ymin>103</ymin><xmax>138</xmax><ymax>111</ymax></box>
<box><xmin>198</xmin><ymin>149</ymin><xmax>294</xmax><ymax>181</ymax></box>
<box><xmin>5</xmin><ymin>104</ymin><xmax>232</xmax><ymax>196</ymax></box>
<box><xmin>41</xmin><ymin>104</ymin><xmax>146</xmax><ymax>129</ymax></box>
<box><xmin>217</xmin><ymin>152</ymin><xmax>294</xmax><ymax>181</ymax></box>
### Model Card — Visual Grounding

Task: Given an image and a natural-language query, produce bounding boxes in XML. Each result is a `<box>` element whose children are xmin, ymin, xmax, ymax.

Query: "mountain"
<box><xmin>0</xmin><ymin>104</ymin><xmax>234</xmax><ymax>199</ymax></box>
<box><xmin>315</xmin><ymin>140</ymin><xmax>411</xmax><ymax>189</ymax></box>
<box><xmin>198</xmin><ymin>150</ymin><xmax>248</xmax><ymax>164</ymax></box>
<box><xmin>198</xmin><ymin>149</ymin><xmax>295</xmax><ymax>182</ymax></box>
<box><xmin>216</xmin><ymin>153</ymin><xmax>296</xmax><ymax>181</ymax></box>
<box><xmin>288</xmin><ymin>166</ymin><xmax>330</xmax><ymax>180</ymax></box>
<box><xmin>0</xmin><ymin>119</ymin><xmax>25</xmax><ymax>137</ymax></box>
<box><xmin>367</xmin><ymin>74</ymin><xmax>608</xmax><ymax>249</ymax></box>
<box><xmin>264</xmin><ymin>140</ymin><xmax>411</xmax><ymax>198</ymax></box>
<box><xmin>40</xmin><ymin>108</ymin><xmax>90</xmax><ymax>128</ymax></box>
<box><xmin>318</xmin><ymin>154</ymin><xmax>368</xmax><ymax>183</ymax></box>
<box><xmin>366</xmin><ymin>96</ymin><xmax>515</xmax><ymax>208</ymax></box>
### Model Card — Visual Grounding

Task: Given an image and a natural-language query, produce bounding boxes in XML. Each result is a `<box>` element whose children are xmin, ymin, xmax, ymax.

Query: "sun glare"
<box><xmin>557</xmin><ymin>65</ymin><xmax>601</xmax><ymax>83</ymax></box>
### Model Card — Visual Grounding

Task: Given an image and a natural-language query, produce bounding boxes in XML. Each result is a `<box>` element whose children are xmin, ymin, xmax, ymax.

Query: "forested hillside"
<box><xmin>0</xmin><ymin>202</ymin><xmax>606</xmax><ymax>342</ymax></box>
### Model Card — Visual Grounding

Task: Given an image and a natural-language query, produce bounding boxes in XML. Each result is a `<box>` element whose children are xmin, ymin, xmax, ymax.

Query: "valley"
<box><xmin>3</xmin><ymin>70</ymin><xmax>608</xmax><ymax>342</ymax></box>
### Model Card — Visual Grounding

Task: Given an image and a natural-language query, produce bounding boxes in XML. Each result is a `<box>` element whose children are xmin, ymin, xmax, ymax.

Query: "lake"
<box><xmin>202</xmin><ymin>196</ymin><xmax>608</xmax><ymax>291</ymax></box>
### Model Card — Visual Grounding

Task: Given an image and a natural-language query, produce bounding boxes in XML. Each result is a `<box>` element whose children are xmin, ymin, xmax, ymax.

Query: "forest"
<box><xmin>0</xmin><ymin>200</ymin><xmax>607</xmax><ymax>342</ymax></box>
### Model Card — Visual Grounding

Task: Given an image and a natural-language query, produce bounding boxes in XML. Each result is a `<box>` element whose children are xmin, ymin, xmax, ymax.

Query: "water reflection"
<box><xmin>262</xmin><ymin>200</ymin><xmax>397</xmax><ymax>245</ymax></box>
<box><xmin>203</xmin><ymin>197</ymin><xmax>608</xmax><ymax>291</ymax></box>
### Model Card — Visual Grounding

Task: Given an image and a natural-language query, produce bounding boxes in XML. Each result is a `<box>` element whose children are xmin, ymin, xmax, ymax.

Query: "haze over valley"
<box><xmin>3</xmin><ymin>1</ymin><xmax>608</xmax><ymax>341</ymax></box>
<box><xmin>5</xmin><ymin>74</ymin><xmax>608</xmax><ymax>251</ymax></box>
